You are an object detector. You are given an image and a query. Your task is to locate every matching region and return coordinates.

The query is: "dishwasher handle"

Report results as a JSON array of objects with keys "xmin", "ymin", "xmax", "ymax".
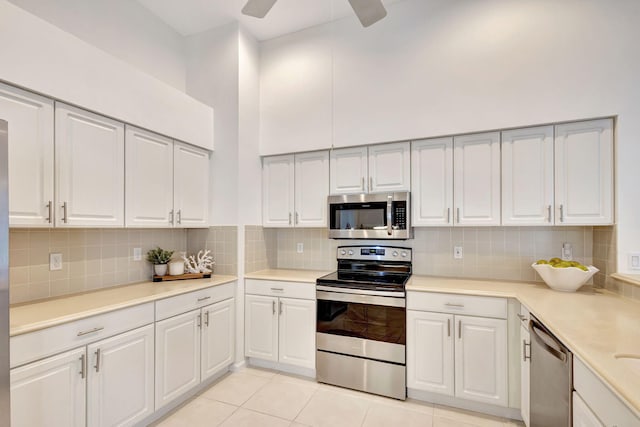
[{"xmin": 530, "ymin": 319, "xmax": 567, "ymax": 363}]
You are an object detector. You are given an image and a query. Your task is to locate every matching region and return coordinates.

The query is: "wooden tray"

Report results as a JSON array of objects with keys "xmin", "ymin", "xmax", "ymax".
[{"xmin": 153, "ymin": 273, "xmax": 211, "ymax": 282}]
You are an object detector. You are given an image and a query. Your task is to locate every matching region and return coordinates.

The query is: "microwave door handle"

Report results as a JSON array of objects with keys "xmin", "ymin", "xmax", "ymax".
[{"xmin": 387, "ymin": 195, "xmax": 393, "ymax": 236}]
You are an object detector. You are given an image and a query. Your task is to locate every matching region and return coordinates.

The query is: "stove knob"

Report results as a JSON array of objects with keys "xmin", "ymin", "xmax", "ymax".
[
  {"xmin": 340, "ymin": 249, "xmax": 347, "ymax": 256},
  {"xmin": 392, "ymin": 251, "xmax": 398, "ymax": 257},
  {"xmin": 348, "ymin": 250, "xmax": 354, "ymax": 255},
  {"xmin": 401, "ymin": 251, "xmax": 408, "ymax": 258}
]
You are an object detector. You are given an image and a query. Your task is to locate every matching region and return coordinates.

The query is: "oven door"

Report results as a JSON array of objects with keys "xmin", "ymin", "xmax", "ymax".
[{"xmin": 316, "ymin": 290, "xmax": 406, "ymax": 364}]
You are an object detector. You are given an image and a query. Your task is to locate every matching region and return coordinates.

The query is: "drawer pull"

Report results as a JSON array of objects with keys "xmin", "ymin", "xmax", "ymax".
[
  {"xmin": 77, "ymin": 327, "xmax": 104, "ymax": 337},
  {"xmin": 271, "ymin": 287, "xmax": 284, "ymax": 292},
  {"xmin": 445, "ymin": 303, "xmax": 464, "ymax": 308},
  {"xmin": 517, "ymin": 313, "xmax": 528, "ymax": 322},
  {"xmin": 79, "ymin": 354, "xmax": 86, "ymax": 379},
  {"xmin": 94, "ymin": 348, "xmax": 101, "ymax": 373},
  {"xmin": 197, "ymin": 296, "xmax": 211, "ymax": 302}
]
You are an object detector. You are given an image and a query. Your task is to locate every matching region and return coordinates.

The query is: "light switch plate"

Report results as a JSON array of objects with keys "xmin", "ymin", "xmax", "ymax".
[
  {"xmin": 49, "ymin": 253, "xmax": 62, "ymax": 271},
  {"xmin": 562, "ymin": 242, "xmax": 573, "ymax": 261}
]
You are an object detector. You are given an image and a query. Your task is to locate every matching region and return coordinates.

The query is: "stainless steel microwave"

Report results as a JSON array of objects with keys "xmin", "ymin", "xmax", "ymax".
[{"xmin": 328, "ymin": 192, "xmax": 412, "ymax": 239}]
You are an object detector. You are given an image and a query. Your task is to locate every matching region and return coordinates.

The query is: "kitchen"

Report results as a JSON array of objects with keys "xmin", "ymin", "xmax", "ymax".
[{"xmin": 1, "ymin": 0, "xmax": 640, "ymax": 426}]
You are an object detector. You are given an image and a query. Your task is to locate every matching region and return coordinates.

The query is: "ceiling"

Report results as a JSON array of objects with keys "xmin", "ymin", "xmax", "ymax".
[{"xmin": 136, "ymin": 0, "xmax": 405, "ymax": 41}]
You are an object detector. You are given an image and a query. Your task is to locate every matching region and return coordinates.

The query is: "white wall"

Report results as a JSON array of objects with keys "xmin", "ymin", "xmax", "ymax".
[
  {"xmin": 8, "ymin": 0, "xmax": 187, "ymax": 91},
  {"xmin": 259, "ymin": 0, "xmax": 640, "ymax": 274}
]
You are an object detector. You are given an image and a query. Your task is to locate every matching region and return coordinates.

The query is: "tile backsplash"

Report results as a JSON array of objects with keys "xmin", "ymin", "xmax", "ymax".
[
  {"xmin": 186, "ymin": 226, "xmax": 238, "ymax": 276},
  {"xmin": 244, "ymin": 225, "xmax": 277, "ymax": 273},
  {"xmin": 592, "ymin": 226, "xmax": 616, "ymax": 289},
  {"xmin": 9, "ymin": 228, "xmax": 187, "ymax": 304}
]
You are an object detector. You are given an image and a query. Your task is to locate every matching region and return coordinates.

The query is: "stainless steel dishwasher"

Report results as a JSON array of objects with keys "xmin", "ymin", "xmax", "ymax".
[{"xmin": 529, "ymin": 315, "xmax": 573, "ymax": 427}]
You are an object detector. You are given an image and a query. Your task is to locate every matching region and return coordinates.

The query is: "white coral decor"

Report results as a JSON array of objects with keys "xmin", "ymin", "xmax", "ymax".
[{"xmin": 182, "ymin": 250, "xmax": 215, "ymax": 274}]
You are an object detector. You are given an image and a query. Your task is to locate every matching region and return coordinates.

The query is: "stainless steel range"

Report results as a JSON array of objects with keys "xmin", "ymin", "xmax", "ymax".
[{"xmin": 316, "ymin": 245, "xmax": 411, "ymax": 400}]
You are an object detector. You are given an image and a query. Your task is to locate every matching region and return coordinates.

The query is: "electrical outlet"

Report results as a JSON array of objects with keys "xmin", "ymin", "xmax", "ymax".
[
  {"xmin": 49, "ymin": 253, "xmax": 62, "ymax": 271},
  {"xmin": 133, "ymin": 247, "xmax": 142, "ymax": 261},
  {"xmin": 629, "ymin": 252, "xmax": 640, "ymax": 270},
  {"xmin": 454, "ymin": 246, "xmax": 463, "ymax": 259},
  {"xmin": 297, "ymin": 243, "xmax": 304, "ymax": 253},
  {"xmin": 562, "ymin": 242, "xmax": 573, "ymax": 261}
]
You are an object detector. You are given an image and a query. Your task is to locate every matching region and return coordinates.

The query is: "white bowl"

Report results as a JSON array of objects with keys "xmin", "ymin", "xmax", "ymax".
[{"xmin": 531, "ymin": 263, "xmax": 599, "ymax": 292}]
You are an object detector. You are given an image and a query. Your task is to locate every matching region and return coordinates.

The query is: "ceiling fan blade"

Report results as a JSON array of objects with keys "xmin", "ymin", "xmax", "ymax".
[
  {"xmin": 241, "ymin": 0, "xmax": 278, "ymax": 18},
  {"xmin": 347, "ymin": 0, "xmax": 387, "ymax": 27}
]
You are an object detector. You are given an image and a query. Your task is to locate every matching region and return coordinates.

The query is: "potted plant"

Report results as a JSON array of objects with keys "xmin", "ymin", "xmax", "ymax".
[{"xmin": 146, "ymin": 247, "xmax": 174, "ymax": 276}]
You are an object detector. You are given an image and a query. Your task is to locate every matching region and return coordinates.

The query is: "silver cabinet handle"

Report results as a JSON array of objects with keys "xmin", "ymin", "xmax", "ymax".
[
  {"xmin": 547, "ymin": 205, "xmax": 552, "ymax": 223},
  {"xmin": 370, "ymin": 176, "xmax": 373, "ymax": 191},
  {"xmin": 279, "ymin": 300, "xmax": 283, "ymax": 315},
  {"xmin": 77, "ymin": 326, "xmax": 104, "ymax": 337},
  {"xmin": 197, "ymin": 313, "xmax": 202, "ymax": 328},
  {"xmin": 295, "ymin": 212, "xmax": 299, "ymax": 225},
  {"xmin": 177, "ymin": 209, "xmax": 182, "ymax": 224},
  {"xmin": 272, "ymin": 300, "xmax": 276, "ymax": 315},
  {"xmin": 559, "ymin": 204, "xmax": 564, "ymax": 223},
  {"xmin": 79, "ymin": 354, "xmax": 86, "ymax": 379},
  {"xmin": 361, "ymin": 177, "xmax": 365, "ymax": 191},
  {"xmin": 447, "ymin": 208, "xmax": 451, "ymax": 224},
  {"xmin": 458, "ymin": 320, "xmax": 462, "ymax": 339},
  {"xmin": 517, "ymin": 313, "xmax": 528, "ymax": 322},
  {"xmin": 46, "ymin": 201, "xmax": 52, "ymax": 223},
  {"xmin": 270, "ymin": 287, "xmax": 284, "ymax": 292},
  {"xmin": 197, "ymin": 296, "xmax": 211, "ymax": 302},
  {"xmin": 447, "ymin": 318, "xmax": 451, "ymax": 337},
  {"xmin": 169, "ymin": 210, "xmax": 174, "ymax": 224},
  {"xmin": 94, "ymin": 349, "xmax": 101, "ymax": 373},
  {"xmin": 523, "ymin": 340, "xmax": 531, "ymax": 362},
  {"xmin": 204, "ymin": 310, "xmax": 209, "ymax": 327},
  {"xmin": 445, "ymin": 303, "xmax": 464, "ymax": 308},
  {"xmin": 289, "ymin": 212, "xmax": 292, "ymax": 225},
  {"xmin": 456, "ymin": 207, "xmax": 460, "ymax": 224},
  {"xmin": 61, "ymin": 201, "xmax": 68, "ymax": 224}
]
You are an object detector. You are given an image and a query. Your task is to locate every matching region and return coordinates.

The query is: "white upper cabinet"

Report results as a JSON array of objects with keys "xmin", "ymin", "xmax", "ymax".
[
  {"xmin": 502, "ymin": 126, "xmax": 554, "ymax": 226},
  {"xmin": 55, "ymin": 103, "xmax": 125, "ymax": 227},
  {"xmin": 263, "ymin": 155, "xmax": 295, "ymax": 227},
  {"xmin": 454, "ymin": 132, "xmax": 501, "ymax": 226},
  {"xmin": 0, "ymin": 83, "xmax": 54, "ymax": 227},
  {"xmin": 555, "ymin": 119, "xmax": 613, "ymax": 225},
  {"xmin": 330, "ymin": 146, "xmax": 369, "ymax": 194},
  {"xmin": 368, "ymin": 142, "xmax": 411, "ymax": 193},
  {"xmin": 330, "ymin": 143, "xmax": 410, "ymax": 195},
  {"xmin": 174, "ymin": 142, "xmax": 210, "ymax": 228},
  {"xmin": 125, "ymin": 126, "xmax": 174, "ymax": 228},
  {"xmin": 295, "ymin": 151, "xmax": 329, "ymax": 227},
  {"xmin": 411, "ymin": 138, "xmax": 453, "ymax": 226}
]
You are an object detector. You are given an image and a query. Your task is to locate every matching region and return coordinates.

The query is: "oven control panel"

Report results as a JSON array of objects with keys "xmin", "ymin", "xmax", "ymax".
[{"xmin": 337, "ymin": 245, "xmax": 412, "ymax": 262}]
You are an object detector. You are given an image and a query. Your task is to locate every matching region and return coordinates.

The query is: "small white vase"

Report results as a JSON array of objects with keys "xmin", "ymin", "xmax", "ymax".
[
  {"xmin": 154, "ymin": 264, "xmax": 168, "ymax": 276},
  {"xmin": 169, "ymin": 261, "xmax": 185, "ymax": 276}
]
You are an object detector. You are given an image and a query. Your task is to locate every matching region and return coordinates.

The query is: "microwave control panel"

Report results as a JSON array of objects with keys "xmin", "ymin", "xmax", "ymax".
[{"xmin": 393, "ymin": 202, "xmax": 407, "ymax": 229}]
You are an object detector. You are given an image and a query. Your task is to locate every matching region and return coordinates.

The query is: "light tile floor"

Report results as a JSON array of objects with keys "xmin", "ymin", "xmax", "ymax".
[{"xmin": 153, "ymin": 367, "xmax": 525, "ymax": 427}]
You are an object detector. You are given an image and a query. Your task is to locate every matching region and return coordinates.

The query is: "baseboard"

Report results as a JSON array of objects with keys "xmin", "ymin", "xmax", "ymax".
[
  {"xmin": 407, "ymin": 388, "xmax": 523, "ymax": 420},
  {"xmin": 247, "ymin": 357, "xmax": 316, "ymax": 379},
  {"xmin": 231, "ymin": 359, "xmax": 247, "ymax": 372}
]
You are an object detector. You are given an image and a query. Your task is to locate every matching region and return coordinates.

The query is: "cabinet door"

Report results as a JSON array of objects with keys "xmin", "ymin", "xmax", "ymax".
[
  {"xmin": 0, "ymin": 83, "xmax": 54, "ymax": 227},
  {"xmin": 87, "ymin": 324, "xmax": 154, "ymax": 427},
  {"xmin": 55, "ymin": 103, "xmax": 124, "ymax": 227},
  {"xmin": 521, "ymin": 325, "xmax": 531, "ymax": 427},
  {"xmin": 368, "ymin": 142, "xmax": 411, "ymax": 193},
  {"xmin": 555, "ymin": 119, "xmax": 613, "ymax": 225},
  {"xmin": 294, "ymin": 151, "xmax": 329, "ymax": 227},
  {"xmin": 573, "ymin": 392, "xmax": 604, "ymax": 427},
  {"xmin": 174, "ymin": 142, "xmax": 210, "ymax": 228},
  {"xmin": 406, "ymin": 311, "xmax": 454, "ymax": 396},
  {"xmin": 245, "ymin": 294, "xmax": 278, "ymax": 362},
  {"xmin": 155, "ymin": 310, "xmax": 201, "ymax": 409},
  {"xmin": 454, "ymin": 132, "xmax": 501, "ymax": 226},
  {"xmin": 455, "ymin": 315, "xmax": 507, "ymax": 407},
  {"xmin": 278, "ymin": 297, "xmax": 316, "ymax": 369},
  {"xmin": 502, "ymin": 126, "xmax": 554, "ymax": 226},
  {"xmin": 262, "ymin": 155, "xmax": 294, "ymax": 227},
  {"xmin": 201, "ymin": 298, "xmax": 235, "ymax": 382},
  {"xmin": 125, "ymin": 126, "xmax": 174, "ymax": 227},
  {"xmin": 329, "ymin": 146, "xmax": 368, "ymax": 194},
  {"xmin": 11, "ymin": 348, "xmax": 86, "ymax": 427},
  {"xmin": 411, "ymin": 138, "xmax": 453, "ymax": 226}
]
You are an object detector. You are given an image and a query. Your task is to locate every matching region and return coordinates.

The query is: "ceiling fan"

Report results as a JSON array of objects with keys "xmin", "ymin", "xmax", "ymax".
[{"xmin": 241, "ymin": 0, "xmax": 388, "ymax": 28}]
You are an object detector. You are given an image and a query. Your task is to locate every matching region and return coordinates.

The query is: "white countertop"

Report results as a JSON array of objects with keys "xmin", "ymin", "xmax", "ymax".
[
  {"xmin": 10, "ymin": 275, "xmax": 237, "ymax": 336},
  {"xmin": 244, "ymin": 269, "xmax": 331, "ymax": 283}
]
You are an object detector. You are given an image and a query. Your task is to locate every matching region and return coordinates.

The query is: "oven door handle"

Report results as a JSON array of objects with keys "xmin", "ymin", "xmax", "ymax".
[{"xmin": 316, "ymin": 290, "xmax": 405, "ymax": 308}]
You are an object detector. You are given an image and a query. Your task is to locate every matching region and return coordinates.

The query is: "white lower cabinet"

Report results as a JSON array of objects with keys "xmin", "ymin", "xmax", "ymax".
[
  {"xmin": 407, "ymin": 292, "xmax": 508, "ymax": 408},
  {"xmin": 11, "ymin": 324, "xmax": 154, "ymax": 427},
  {"xmin": 573, "ymin": 392, "xmax": 604, "ymax": 427},
  {"xmin": 519, "ymin": 306, "xmax": 531, "ymax": 427},
  {"xmin": 245, "ymin": 279, "xmax": 316, "ymax": 371},
  {"xmin": 155, "ymin": 297, "xmax": 235, "ymax": 409}
]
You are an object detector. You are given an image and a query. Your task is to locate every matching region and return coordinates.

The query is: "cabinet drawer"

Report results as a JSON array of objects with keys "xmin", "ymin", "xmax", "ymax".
[
  {"xmin": 155, "ymin": 282, "xmax": 236, "ymax": 321},
  {"xmin": 10, "ymin": 302, "xmax": 154, "ymax": 368},
  {"xmin": 407, "ymin": 292, "xmax": 507, "ymax": 319},
  {"xmin": 245, "ymin": 279, "xmax": 315, "ymax": 300},
  {"xmin": 574, "ymin": 357, "xmax": 640, "ymax": 427}
]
